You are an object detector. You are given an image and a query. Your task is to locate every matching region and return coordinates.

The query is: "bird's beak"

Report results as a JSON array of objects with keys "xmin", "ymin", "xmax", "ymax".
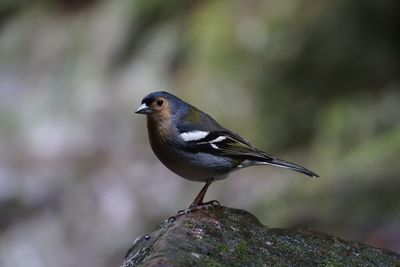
[{"xmin": 135, "ymin": 103, "xmax": 151, "ymax": 114}]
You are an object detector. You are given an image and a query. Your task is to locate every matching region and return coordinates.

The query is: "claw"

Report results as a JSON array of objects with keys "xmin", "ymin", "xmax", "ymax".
[
  {"xmin": 201, "ymin": 200, "xmax": 221, "ymax": 206},
  {"xmin": 166, "ymin": 207, "xmax": 193, "ymax": 221},
  {"xmin": 166, "ymin": 215, "xmax": 176, "ymax": 223},
  {"xmin": 188, "ymin": 199, "xmax": 221, "ymax": 211}
]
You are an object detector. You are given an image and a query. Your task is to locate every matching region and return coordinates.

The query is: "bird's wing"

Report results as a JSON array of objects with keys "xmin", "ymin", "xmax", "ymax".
[
  {"xmin": 179, "ymin": 129, "xmax": 273, "ymax": 161},
  {"xmin": 176, "ymin": 106, "xmax": 272, "ymax": 160},
  {"xmin": 178, "ymin": 128, "xmax": 319, "ymax": 177}
]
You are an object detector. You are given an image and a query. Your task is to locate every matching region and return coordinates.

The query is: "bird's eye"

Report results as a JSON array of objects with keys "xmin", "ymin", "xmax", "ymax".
[{"xmin": 157, "ymin": 99, "xmax": 164, "ymax": 106}]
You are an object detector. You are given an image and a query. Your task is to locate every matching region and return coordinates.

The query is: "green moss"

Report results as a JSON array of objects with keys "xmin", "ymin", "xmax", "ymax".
[
  {"xmin": 217, "ymin": 243, "xmax": 229, "ymax": 252},
  {"xmin": 234, "ymin": 241, "xmax": 252, "ymax": 261},
  {"xmin": 200, "ymin": 257, "xmax": 222, "ymax": 267},
  {"xmin": 184, "ymin": 220, "xmax": 195, "ymax": 228}
]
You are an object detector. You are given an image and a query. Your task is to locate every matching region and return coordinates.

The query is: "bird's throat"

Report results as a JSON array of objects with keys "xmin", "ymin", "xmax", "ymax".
[{"xmin": 147, "ymin": 115, "xmax": 173, "ymax": 144}]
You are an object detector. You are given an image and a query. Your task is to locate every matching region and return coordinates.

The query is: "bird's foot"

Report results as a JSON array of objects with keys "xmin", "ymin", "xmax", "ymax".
[
  {"xmin": 188, "ymin": 199, "xmax": 221, "ymax": 211},
  {"xmin": 167, "ymin": 200, "xmax": 221, "ymax": 222},
  {"xmin": 200, "ymin": 199, "xmax": 221, "ymax": 207},
  {"xmin": 166, "ymin": 208, "xmax": 192, "ymax": 222}
]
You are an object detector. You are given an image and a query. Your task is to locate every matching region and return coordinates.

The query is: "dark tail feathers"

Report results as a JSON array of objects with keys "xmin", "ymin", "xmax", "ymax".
[{"xmin": 259, "ymin": 158, "xmax": 319, "ymax": 178}]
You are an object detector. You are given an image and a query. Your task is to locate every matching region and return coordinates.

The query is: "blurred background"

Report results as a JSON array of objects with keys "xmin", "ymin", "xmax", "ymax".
[{"xmin": 0, "ymin": 0, "xmax": 399, "ymax": 266}]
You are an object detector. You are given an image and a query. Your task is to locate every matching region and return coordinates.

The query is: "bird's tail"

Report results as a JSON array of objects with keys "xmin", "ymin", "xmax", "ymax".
[{"xmin": 256, "ymin": 157, "xmax": 319, "ymax": 178}]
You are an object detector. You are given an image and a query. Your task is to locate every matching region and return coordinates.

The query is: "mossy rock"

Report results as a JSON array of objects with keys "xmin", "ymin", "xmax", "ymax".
[{"xmin": 121, "ymin": 206, "xmax": 400, "ymax": 266}]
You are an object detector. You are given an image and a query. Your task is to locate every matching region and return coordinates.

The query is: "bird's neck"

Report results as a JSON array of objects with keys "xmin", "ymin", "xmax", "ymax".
[{"xmin": 146, "ymin": 115, "xmax": 173, "ymax": 144}]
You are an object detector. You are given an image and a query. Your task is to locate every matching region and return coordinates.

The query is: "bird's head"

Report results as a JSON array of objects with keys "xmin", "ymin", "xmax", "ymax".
[{"xmin": 135, "ymin": 91, "xmax": 183, "ymax": 118}]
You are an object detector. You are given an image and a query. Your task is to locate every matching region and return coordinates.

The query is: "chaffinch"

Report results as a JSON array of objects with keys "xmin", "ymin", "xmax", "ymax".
[{"xmin": 135, "ymin": 91, "xmax": 318, "ymax": 209}]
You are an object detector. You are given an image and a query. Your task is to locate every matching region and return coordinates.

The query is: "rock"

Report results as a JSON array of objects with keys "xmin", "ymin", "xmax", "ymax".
[{"xmin": 121, "ymin": 206, "xmax": 400, "ymax": 266}]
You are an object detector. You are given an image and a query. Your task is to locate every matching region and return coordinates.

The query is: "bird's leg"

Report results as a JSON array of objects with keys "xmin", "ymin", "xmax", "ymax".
[
  {"xmin": 170, "ymin": 179, "xmax": 220, "ymax": 220},
  {"xmin": 190, "ymin": 180, "xmax": 213, "ymax": 207},
  {"xmin": 188, "ymin": 179, "xmax": 221, "ymax": 210}
]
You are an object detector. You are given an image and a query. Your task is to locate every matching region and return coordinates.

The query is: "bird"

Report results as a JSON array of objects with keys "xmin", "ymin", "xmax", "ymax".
[{"xmin": 135, "ymin": 91, "xmax": 318, "ymax": 210}]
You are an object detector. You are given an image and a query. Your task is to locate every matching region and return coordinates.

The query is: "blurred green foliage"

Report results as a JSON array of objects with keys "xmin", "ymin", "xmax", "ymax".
[{"xmin": 0, "ymin": 1, "xmax": 399, "ymax": 266}]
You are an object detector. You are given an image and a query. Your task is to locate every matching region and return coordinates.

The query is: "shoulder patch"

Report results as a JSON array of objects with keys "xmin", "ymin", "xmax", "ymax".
[{"xmin": 180, "ymin": 131, "xmax": 209, "ymax": 142}]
